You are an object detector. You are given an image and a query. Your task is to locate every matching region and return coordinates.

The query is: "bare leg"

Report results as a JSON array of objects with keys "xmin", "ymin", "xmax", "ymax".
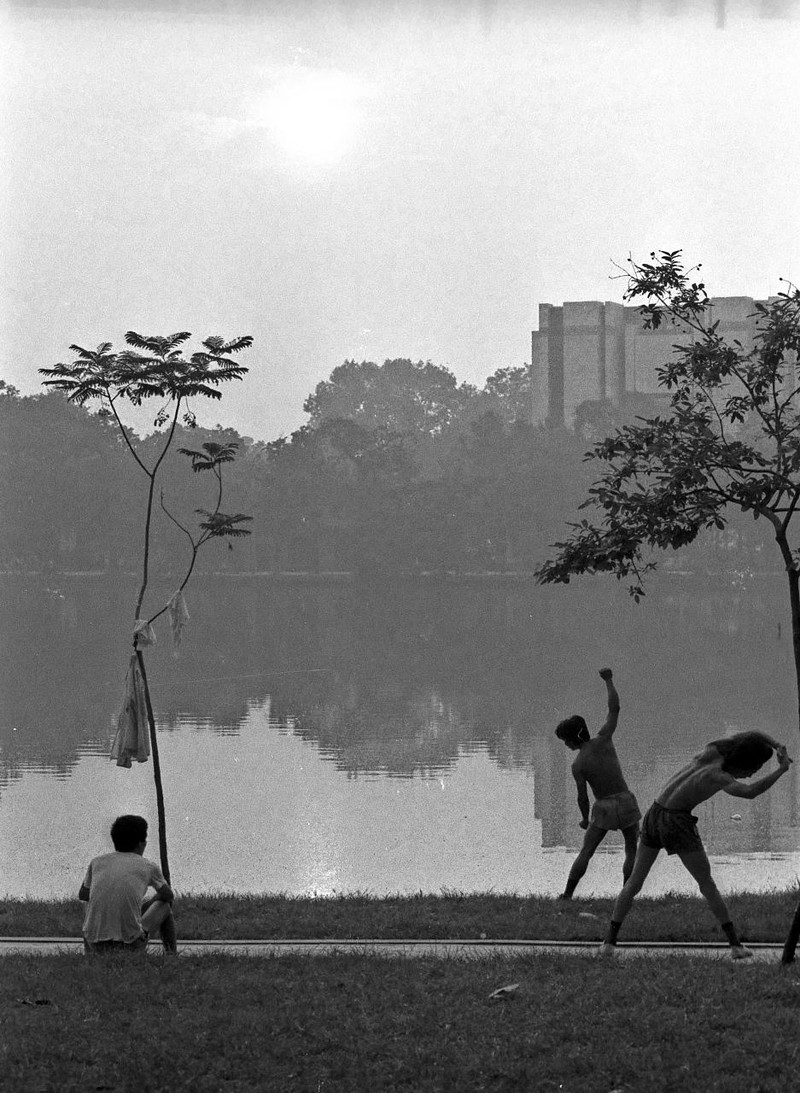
[
  {"xmin": 677, "ymin": 849, "xmax": 751, "ymax": 959},
  {"xmin": 561, "ymin": 825, "xmax": 607, "ymax": 899},
  {"xmin": 142, "ymin": 898, "xmax": 177, "ymax": 954},
  {"xmin": 676, "ymin": 850, "xmax": 729, "ymax": 923},
  {"xmin": 599, "ymin": 843, "xmax": 660, "ymax": 953},
  {"xmin": 621, "ymin": 823, "xmax": 640, "ymax": 886},
  {"xmin": 611, "ymin": 843, "xmax": 659, "ymax": 924}
]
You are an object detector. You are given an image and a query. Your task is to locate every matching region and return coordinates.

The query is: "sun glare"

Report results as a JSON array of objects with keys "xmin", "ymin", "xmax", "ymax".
[{"xmin": 253, "ymin": 69, "xmax": 367, "ymax": 167}]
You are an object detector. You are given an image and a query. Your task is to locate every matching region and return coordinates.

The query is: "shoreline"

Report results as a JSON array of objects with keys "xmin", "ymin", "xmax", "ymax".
[{"xmin": 2, "ymin": 889, "xmax": 798, "ymax": 944}]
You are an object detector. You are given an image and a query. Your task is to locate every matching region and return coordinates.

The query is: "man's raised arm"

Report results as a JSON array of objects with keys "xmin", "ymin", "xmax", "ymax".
[
  {"xmin": 723, "ymin": 747, "xmax": 792, "ymax": 800},
  {"xmin": 597, "ymin": 667, "xmax": 620, "ymax": 738}
]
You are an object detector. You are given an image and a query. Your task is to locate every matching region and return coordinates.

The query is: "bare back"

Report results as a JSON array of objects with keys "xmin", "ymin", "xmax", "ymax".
[
  {"xmin": 656, "ymin": 749, "xmax": 730, "ymax": 811},
  {"xmin": 573, "ymin": 737, "xmax": 629, "ymax": 799}
]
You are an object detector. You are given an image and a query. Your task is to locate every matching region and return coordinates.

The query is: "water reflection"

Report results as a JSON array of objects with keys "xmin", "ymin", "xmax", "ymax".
[{"xmin": 0, "ymin": 576, "xmax": 798, "ymax": 896}]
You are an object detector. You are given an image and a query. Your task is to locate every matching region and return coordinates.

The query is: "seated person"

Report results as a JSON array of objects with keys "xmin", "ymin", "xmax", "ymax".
[{"xmin": 79, "ymin": 814, "xmax": 176, "ymax": 954}]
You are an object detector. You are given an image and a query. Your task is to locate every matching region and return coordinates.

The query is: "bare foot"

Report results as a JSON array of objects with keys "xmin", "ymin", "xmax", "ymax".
[
  {"xmin": 730, "ymin": 945, "xmax": 753, "ymax": 961},
  {"xmin": 597, "ymin": 942, "xmax": 617, "ymax": 958}
]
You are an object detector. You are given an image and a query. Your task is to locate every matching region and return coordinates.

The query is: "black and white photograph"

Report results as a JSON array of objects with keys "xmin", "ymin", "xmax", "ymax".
[{"xmin": 2, "ymin": 0, "xmax": 800, "ymax": 1089}]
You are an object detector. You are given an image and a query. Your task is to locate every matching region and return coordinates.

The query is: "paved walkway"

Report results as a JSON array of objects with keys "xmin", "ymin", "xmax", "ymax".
[{"xmin": 0, "ymin": 937, "xmax": 788, "ymax": 962}]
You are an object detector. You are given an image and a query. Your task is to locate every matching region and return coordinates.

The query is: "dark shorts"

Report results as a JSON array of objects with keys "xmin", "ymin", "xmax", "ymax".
[
  {"xmin": 590, "ymin": 790, "xmax": 641, "ymax": 831},
  {"xmin": 640, "ymin": 801, "xmax": 704, "ymax": 856}
]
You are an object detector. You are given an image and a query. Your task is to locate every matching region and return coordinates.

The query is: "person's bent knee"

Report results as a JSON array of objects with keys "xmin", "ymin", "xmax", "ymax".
[{"xmin": 142, "ymin": 900, "xmax": 172, "ymax": 930}]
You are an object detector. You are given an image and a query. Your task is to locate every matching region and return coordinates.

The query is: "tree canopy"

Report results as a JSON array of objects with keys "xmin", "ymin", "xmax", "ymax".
[
  {"xmin": 302, "ymin": 358, "xmax": 478, "ymax": 437},
  {"xmin": 536, "ymin": 251, "xmax": 800, "ymax": 602}
]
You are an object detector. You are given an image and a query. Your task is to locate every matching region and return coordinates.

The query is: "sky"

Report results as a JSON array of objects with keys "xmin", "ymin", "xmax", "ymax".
[{"xmin": 2, "ymin": 0, "xmax": 799, "ymax": 443}]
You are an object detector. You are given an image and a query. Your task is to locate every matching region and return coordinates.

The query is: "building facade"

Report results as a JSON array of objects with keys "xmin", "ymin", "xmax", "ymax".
[{"xmin": 531, "ymin": 296, "xmax": 766, "ymax": 429}]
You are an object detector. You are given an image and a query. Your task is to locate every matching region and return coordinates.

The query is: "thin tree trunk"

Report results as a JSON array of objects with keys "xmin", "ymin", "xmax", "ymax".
[
  {"xmin": 781, "ymin": 564, "xmax": 800, "ymax": 963},
  {"xmin": 135, "ymin": 649, "xmax": 171, "ymax": 884}
]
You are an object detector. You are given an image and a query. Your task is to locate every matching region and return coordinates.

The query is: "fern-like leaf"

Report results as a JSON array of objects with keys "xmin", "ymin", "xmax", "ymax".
[
  {"xmin": 195, "ymin": 510, "xmax": 253, "ymax": 537},
  {"xmin": 125, "ymin": 331, "xmax": 192, "ymax": 354}
]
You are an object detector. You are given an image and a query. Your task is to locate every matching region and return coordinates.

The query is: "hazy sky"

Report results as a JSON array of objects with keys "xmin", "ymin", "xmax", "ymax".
[{"xmin": 2, "ymin": 0, "xmax": 798, "ymax": 442}]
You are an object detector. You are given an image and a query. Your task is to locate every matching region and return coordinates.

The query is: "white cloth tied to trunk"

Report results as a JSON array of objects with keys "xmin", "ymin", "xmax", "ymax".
[
  {"xmin": 110, "ymin": 653, "xmax": 151, "ymax": 768},
  {"xmin": 133, "ymin": 619, "xmax": 157, "ymax": 648},
  {"xmin": 167, "ymin": 590, "xmax": 190, "ymax": 655}
]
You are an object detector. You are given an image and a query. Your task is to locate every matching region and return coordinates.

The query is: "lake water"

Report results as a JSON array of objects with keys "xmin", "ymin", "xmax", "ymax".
[{"xmin": 1, "ymin": 575, "xmax": 798, "ymax": 899}]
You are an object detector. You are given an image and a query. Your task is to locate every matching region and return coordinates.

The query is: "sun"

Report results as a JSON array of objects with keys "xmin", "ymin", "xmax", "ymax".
[{"xmin": 253, "ymin": 69, "xmax": 367, "ymax": 167}]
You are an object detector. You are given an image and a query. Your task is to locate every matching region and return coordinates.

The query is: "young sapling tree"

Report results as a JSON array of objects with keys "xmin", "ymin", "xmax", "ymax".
[{"xmin": 40, "ymin": 331, "xmax": 254, "ymax": 881}]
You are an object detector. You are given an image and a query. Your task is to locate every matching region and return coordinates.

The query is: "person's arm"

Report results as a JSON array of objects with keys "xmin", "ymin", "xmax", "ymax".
[
  {"xmin": 78, "ymin": 863, "xmax": 91, "ymax": 902},
  {"xmin": 154, "ymin": 882, "xmax": 175, "ymax": 904},
  {"xmin": 574, "ymin": 769, "xmax": 591, "ymax": 828},
  {"xmin": 723, "ymin": 749, "xmax": 792, "ymax": 799},
  {"xmin": 596, "ymin": 668, "xmax": 620, "ymax": 739},
  {"xmin": 147, "ymin": 861, "xmax": 174, "ymax": 903}
]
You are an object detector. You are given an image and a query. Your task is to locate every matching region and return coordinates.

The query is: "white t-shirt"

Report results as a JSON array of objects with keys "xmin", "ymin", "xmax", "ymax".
[{"xmin": 82, "ymin": 852, "xmax": 167, "ymax": 944}]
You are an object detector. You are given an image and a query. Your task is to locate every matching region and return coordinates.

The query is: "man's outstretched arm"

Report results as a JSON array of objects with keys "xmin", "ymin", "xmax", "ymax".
[{"xmin": 597, "ymin": 668, "xmax": 620, "ymax": 738}]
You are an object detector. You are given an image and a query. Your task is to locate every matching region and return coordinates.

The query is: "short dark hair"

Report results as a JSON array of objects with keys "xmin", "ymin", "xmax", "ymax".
[
  {"xmin": 710, "ymin": 732, "xmax": 774, "ymax": 776},
  {"xmin": 110, "ymin": 815, "xmax": 148, "ymax": 852},
  {"xmin": 555, "ymin": 715, "xmax": 589, "ymax": 747}
]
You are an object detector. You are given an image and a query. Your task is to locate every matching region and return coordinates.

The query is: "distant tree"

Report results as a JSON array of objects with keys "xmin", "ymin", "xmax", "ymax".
[
  {"xmin": 482, "ymin": 365, "xmax": 532, "ymax": 423},
  {"xmin": 573, "ymin": 393, "xmax": 668, "ymax": 443},
  {"xmin": 428, "ymin": 412, "xmax": 588, "ymax": 572},
  {"xmin": 40, "ymin": 331, "xmax": 253, "ymax": 880},
  {"xmin": 0, "ymin": 388, "xmax": 135, "ymax": 571},
  {"xmin": 534, "ymin": 251, "xmax": 800, "ymax": 962},
  {"xmin": 303, "ymin": 358, "xmax": 477, "ymax": 438},
  {"xmin": 257, "ymin": 417, "xmax": 416, "ymax": 574}
]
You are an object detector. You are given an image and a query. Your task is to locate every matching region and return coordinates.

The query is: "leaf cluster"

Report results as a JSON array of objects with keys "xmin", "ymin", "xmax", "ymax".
[
  {"xmin": 537, "ymin": 251, "xmax": 800, "ymax": 597},
  {"xmin": 39, "ymin": 332, "xmax": 252, "ymax": 411},
  {"xmin": 194, "ymin": 509, "xmax": 253, "ymax": 538},
  {"xmin": 178, "ymin": 441, "xmax": 241, "ymax": 473}
]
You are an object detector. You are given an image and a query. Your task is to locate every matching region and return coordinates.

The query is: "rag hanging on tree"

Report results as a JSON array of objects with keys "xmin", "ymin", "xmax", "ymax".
[
  {"xmin": 41, "ymin": 332, "xmax": 254, "ymax": 883},
  {"xmin": 167, "ymin": 590, "xmax": 191, "ymax": 656},
  {"xmin": 110, "ymin": 654, "xmax": 150, "ymax": 769}
]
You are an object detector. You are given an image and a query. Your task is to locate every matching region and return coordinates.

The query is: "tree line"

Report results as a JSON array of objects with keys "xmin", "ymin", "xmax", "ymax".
[{"xmin": 0, "ymin": 357, "xmax": 769, "ymax": 577}]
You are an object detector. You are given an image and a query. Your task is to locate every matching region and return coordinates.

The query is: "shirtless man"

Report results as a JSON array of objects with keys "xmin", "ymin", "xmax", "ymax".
[
  {"xmin": 556, "ymin": 668, "xmax": 641, "ymax": 899},
  {"xmin": 600, "ymin": 731, "xmax": 792, "ymax": 959}
]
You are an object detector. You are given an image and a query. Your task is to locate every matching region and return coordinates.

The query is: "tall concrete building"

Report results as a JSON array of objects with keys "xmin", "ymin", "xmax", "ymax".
[{"xmin": 531, "ymin": 296, "xmax": 767, "ymax": 429}]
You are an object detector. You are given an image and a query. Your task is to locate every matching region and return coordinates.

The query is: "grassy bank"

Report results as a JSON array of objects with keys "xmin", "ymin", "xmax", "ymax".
[
  {"xmin": 3, "ymin": 951, "xmax": 800, "ymax": 1092},
  {"xmin": 1, "ymin": 888, "xmax": 798, "ymax": 942}
]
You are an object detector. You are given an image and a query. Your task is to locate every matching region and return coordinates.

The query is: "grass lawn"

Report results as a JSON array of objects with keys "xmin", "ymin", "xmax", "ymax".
[
  {"xmin": 1, "ymin": 888, "xmax": 798, "ymax": 944},
  {"xmin": 3, "ymin": 950, "xmax": 800, "ymax": 1092}
]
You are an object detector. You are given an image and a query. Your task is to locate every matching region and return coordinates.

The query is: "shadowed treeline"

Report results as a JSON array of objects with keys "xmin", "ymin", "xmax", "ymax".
[{"xmin": 0, "ymin": 371, "xmax": 773, "ymax": 579}]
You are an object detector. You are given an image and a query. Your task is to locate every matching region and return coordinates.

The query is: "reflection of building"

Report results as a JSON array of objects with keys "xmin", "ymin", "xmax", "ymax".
[
  {"xmin": 542, "ymin": 744, "xmax": 800, "ymax": 857},
  {"xmin": 530, "ymin": 296, "xmax": 771, "ymax": 429}
]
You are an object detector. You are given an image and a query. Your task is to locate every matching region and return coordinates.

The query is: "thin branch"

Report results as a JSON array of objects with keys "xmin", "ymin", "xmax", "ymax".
[
  {"xmin": 106, "ymin": 392, "xmax": 150, "ymax": 476},
  {"xmin": 159, "ymin": 489, "xmax": 196, "ymax": 548},
  {"xmin": 781, "ymin": 487, "xmax": 800, "ymax": 537},
  {"xmin": 151, "ymin": 396, "xmax": 183, "ymax": 479},
  {"xmin": 146, "ymin": 460, "xmax": 224, "ymax": 626},
  {"xmin": 725, "ymin": 358, "xmax": 778, "ymax": 443},
  {"xmin": 135, "ymin": 395, "xmax": 185, "ymax": 619}
]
